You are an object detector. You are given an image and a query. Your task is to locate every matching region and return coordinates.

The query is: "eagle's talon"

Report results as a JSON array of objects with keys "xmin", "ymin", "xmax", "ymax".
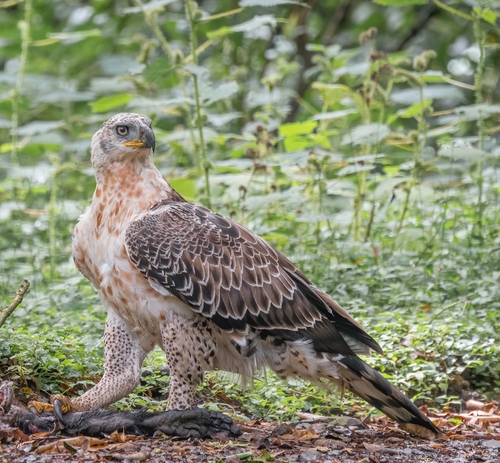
[
  {"xmin": 53, "ymin": 399, "xmax": 67, "ymax": 425},
  {"xmin": 50, "ymin": 394, "xmax": 78, "ymax": 414}
]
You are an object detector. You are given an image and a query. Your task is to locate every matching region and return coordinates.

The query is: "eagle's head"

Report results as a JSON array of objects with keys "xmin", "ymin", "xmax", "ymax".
[{"xmin": 90, "ymin": 112, "xmax": 156, "ymax": 172}]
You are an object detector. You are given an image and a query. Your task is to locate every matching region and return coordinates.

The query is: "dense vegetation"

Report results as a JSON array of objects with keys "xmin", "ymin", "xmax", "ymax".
[{"xmin": 1, "ymin": 0, "xmax": 500, "ymax": 421}]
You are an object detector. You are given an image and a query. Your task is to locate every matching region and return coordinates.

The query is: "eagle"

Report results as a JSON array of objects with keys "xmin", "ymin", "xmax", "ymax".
[{"xmin": 57, "ymin": 113, "xmax": 439, "ymax": 438}]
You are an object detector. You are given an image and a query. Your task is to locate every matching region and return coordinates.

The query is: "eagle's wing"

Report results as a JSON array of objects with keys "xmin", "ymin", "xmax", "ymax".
[{"xmin": 125, "ymin": 201, "xmax": 382, "ymax": 356}]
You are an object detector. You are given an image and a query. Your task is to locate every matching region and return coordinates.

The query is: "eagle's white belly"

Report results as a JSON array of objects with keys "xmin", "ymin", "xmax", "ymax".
[
  {"xmin": 72, "ymin": 209, "xmax": 193, "ymax": 351},
  {"xmin": 72, "ymin": 191, "xmax": 260, "ymax": 377}
]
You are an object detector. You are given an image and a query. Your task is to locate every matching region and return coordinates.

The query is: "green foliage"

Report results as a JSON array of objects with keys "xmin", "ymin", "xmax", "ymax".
[{"xmin": 1, "ymin": 0, "xmax": 500, "ymax": 419}]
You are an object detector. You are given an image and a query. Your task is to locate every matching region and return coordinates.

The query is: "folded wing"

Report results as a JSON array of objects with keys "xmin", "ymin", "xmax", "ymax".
[{"xmin": 125, "ymin": 201, "xmax": 382, "ymax": 356}]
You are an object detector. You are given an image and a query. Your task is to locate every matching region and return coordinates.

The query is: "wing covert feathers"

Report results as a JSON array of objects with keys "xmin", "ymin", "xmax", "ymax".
[{"xmin": 125, "ymin": 201, "xmax": 382, "ymax": 356}]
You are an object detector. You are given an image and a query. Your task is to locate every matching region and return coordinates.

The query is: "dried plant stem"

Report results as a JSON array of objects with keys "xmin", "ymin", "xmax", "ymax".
[
  {"xmin": 364, "ymin": 203, "xmax": 376, "ymax": 242},
  {"xmin": 48, "ymin": 153, "xmax": 61, "ymax": 279},
  {"xmin": 0, "ymin": 280, "xmax": 30, "ymax": 328},
  {"xmin": 397, "ymin": 188, "xmax": 411, "ymax": 235},
  {"xmin": 429, "ymin": 298, "xmax": 468, "ymax": 323},
  {"xmin": 353, "ymin": 166, "xmax": 367, "ymax": 242},
  {"xmin": 473, "ymin": 11, "xmax": 486, "ymax": 236},
  {"xmin": 185, "ymin": 0, "xmax": 212, "ymax": 208},
  {"xmin": 10, "ymin": 0, "xmax": 32, "ymax": 165}
]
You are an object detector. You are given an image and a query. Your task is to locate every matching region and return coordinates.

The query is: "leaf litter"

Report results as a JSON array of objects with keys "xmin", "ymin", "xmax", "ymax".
[{"xmin": 1, "ymin": 399, "xmax": 500, "ymax": 462}]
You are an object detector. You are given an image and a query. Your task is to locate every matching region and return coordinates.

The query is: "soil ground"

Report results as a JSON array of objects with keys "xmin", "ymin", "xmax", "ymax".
[{"xmin": 1, "ymin": 414, "xmax": 499, "ymax": 462}]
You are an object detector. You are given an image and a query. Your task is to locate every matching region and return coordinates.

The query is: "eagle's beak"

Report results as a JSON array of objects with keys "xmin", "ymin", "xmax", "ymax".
[{"xmin": 123, "ymin": 127, "xmax": 156, "ymax": 152}]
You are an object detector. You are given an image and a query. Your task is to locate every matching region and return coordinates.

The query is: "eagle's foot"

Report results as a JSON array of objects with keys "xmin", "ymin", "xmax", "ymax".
[
  {"xmin": 28, "ymin": 395, "xmax": 79, "ymax": 415},
  {"xmin": 27, "ymin": 401, "xmax": 54, "ymax": 414},
  {"xmin": 50, "ymin": 394, "xmax": 82, "ymax": 413}
]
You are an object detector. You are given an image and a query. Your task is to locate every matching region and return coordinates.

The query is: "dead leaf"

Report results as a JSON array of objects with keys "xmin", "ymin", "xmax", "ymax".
[
  {"xmin": 466, "ymin": 399, "xmax": 486, "ymax": 411},
  {"xmin": 363, "ymin": 442, "xmax": 383, "ymax": 452},
  {"xmin": 63, "ymin": 441, "xmax": 77, "ymax": 455},
  {"xmin": 81, "ymin": 438, "xmax": 90, "ymax": 452},
  {"xmin": 107, "ymin": 453, "xmax": 147, "ymax": 461}
]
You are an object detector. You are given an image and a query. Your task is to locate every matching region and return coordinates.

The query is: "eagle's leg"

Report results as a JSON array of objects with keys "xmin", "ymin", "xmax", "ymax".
[
  {"xmin": 161, "ymin": 313, "xmax": 217, "ymax": 411},
  {"xmin": 65, "ymin": 312, "xmax": 149, "ymax": 412}
]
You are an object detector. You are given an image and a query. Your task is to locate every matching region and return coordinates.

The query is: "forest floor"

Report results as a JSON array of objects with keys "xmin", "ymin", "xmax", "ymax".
[{"xmin": 1, "ymin": 410, "xmax": 500, "ymax": 462}]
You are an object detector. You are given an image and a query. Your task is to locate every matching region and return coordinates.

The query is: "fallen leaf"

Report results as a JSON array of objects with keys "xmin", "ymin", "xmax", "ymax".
[{"xmin": 363, "ymin": 442, "xmax": 383, "ymax": 452}]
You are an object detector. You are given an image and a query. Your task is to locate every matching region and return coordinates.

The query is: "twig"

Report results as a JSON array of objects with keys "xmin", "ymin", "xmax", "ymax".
[
  {"xmin": 364, "ymin": 203, "xmax": 376, "ymax": 243},
  {"xmin": 429, "ymin": 298, "xmax": 468, "ymax": 324},
  {"xmin": 0, "ymin": 280, "xmax": 30, "ymax": 328}
]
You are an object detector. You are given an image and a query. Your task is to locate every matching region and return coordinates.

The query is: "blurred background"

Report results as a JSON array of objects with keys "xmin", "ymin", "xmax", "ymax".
[{"xmin": 1, "ymin": 0, "xmax": 499, "ymax": 416}]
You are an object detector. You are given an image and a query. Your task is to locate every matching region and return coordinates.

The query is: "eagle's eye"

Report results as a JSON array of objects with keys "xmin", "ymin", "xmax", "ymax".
[{"xmin": 116, "ymin": 126, "xmax": 129, "ymax": 136}]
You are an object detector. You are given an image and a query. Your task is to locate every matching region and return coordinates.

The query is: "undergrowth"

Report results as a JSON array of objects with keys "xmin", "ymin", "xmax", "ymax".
[{"xmin": 1, "ymin": 0, "xmax": 500, "ymax": 421}]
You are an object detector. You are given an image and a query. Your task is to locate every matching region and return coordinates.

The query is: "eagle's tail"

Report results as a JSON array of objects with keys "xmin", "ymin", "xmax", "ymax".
[{"xmin": 332, "ymin": 355, "xmax": 440, "ymax": 438}]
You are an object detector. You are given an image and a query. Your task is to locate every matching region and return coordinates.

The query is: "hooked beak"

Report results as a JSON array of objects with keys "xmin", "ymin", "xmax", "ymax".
[{"xmin": 123, "ymin": 126, "xmax": 156, "ymax": 152}]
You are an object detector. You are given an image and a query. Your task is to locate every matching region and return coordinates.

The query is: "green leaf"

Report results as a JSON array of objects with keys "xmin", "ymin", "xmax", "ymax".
[
  {"xmin": 311, "ymin": 82, "xmax": 351, "ymax": 105},
  {"xmin": 399, "ymin": 100, "xmax": 433, "ymax": 119},
  {"xmin": 439, "ymin": 147, "xmax": 491, "ymax": 160},
  {"xmin": 203, "ymin": 82, "xmax": 239, "ymax": 105},
  {"xmin": 279, "ymin": 121, "xmax": 317, "ymax": 137},
  {"xmin": 455, "ymin": 104, "xmax": 500, "ymax": 121},
  {"xmin": 374, "ymin": 0, "xmax": 426, "ymax": 5},
  {"xmin": 311, "ymin": 109, "xmax": 357, "ymax": 121},
  {"xmin": 283, "ymin": 135, "xmax": 312, "ymax": 151},
  {"xmin": 474, "ymin": 8, "xmax": 498, "ymax": 26},
  {"xmin": 373, "ymin": 177, "xmax": 412, "ymax": 202},
  {"xmin": 207, "ymin": 26, "xmax": 233, "ymax": 38},
  {"xmin": 122, "ymin": 0, "xmax": 178, "ymax": 14},
  {"xmin": 143, "ymin": 57, "xmax": 173, "ymax": 83},
  {"xmin": 169, "ymin": 179, "xmax": 196, "ymax": 200},
  {"xmin": 90, "ymin": 94, "xmax": 133, "ymax": 113},
  {"xmin": 388, "ymin": 100, "xmax": 432, "ymax": 124},
  {"xmin": 208, "ymin": 15, "xmax": 277, "ymax": 38},
  {"xmin": 341, "ymin": 123, "xmax": 390, "ymax": 146},
  {"xmin": 337, "ymin": 164, "xmax": 376, "ymax": 176}
]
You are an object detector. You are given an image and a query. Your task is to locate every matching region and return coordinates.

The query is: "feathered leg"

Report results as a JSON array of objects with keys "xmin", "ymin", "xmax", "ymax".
[
  {"xmin": 160, "ymin": 313, "xmax": 216, "ymax": 410},
  {"xmin": 66, "ymin": 312, "xmax": 149, "ymax": 411}
]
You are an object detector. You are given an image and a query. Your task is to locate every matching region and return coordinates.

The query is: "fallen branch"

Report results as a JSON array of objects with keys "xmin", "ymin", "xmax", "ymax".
[{"xmin": 0, "ymin": 280, "xmax": 30, "ymax": 328}]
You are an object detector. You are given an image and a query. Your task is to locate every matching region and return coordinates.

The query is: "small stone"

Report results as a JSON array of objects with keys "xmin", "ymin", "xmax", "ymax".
[
  {"xmin": 331, "ymin": 417, "xmax": 364, "ymax": 428},
  {"xmin": 273, "ymin": 423, "xmax": 293, "ymax": 436},
  {"xmin": 314, "ymin": 438, "xmax": 344, "ymax": 449},
  {"xmin": 296, "ymin": 422, "xmax": 312, "ymax": 430},
  {"xmin": 483, "ymin": 440, "xmax": 500, "ymax": 448},
  {"xmin": 380, "ymin": 448, "xmax": 399, "ymax": 454},
  {"xmin": 299, "ymin": 449, "xmax": 319, "ymax": 462}
]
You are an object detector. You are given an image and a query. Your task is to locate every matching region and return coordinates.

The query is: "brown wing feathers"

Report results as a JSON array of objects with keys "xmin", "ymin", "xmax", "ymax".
[{"xmin": 125, "ymin": 201, "xmax": 382, "ymax": 356}]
